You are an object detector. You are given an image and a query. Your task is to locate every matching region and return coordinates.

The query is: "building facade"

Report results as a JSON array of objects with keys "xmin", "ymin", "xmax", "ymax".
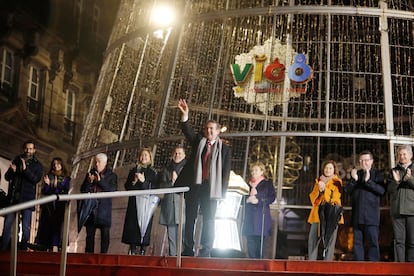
[{"xmin": 0, "ymin": 0, "xmax": 120, "ymax": 243}]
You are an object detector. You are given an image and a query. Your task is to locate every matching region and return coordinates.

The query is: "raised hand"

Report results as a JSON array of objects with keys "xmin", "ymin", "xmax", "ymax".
[
  {"xmin": 21, "ymin": 158, "xmax": 26, "ymax": 171},
  {"xmin": 178, "ymin": 99, "xmax": 189, "ymax": 118},
  {"xmin": 44, "ymin": 174, "xmax": 50, "ymax": 185},
  {"xmin": 172, "ymin": 171, "xmax": 178, "ymax": 183},
  {"xmin": 137, "ymin": 172, "xmax": 145, "ymax": 183},
  {"xmin": 351, "ymin": 168, "xmax": 358, "ymax": 181},
  {"xmin": 364, "ymin": 169, "xmax": 370, "ymax": 182},
  {"xmin": 392, "ymin": 169, "xmax": 401, "ymax": 183},
  {"xmin": 404, "ymin": 168, "xmax": 411, "ymax": 181},
  {"xmin": 318, "ymin": 180, "xmax": 326, "ymax": 192}
]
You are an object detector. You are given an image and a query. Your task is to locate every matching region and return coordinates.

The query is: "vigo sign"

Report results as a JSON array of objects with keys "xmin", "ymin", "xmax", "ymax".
[{"xmin": 230, "ymin": 38, "xmax": 312, "ymax": 113}]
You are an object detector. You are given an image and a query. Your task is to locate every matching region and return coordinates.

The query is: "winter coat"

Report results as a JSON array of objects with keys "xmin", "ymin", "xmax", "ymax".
[
  {"xmin": 5, "ymin": 155, "xmax": 43, "ymax": 210},
  {"xmin": 388, "ymin": 163, "xmax": 414, "ymax": 217},
  {"xmin": 36, "ymin": 174, "xmax": 71, "ymax": 247},
  {"xmin": 40, "ymin": 174, "xmax": 71, "ymax": 216},
  {"xmin": 122, "ymin": 165, "xmax": 159, "ymax": 245},
  {"xmin": 174, "ymin": 121, "xmax": 232, "ymax": 199},
  {"xmin": 79, "ymin": 166, "xmax": 117, "ymax": 227},
  {"xmin": 307, "ymin": 174, "xmax": 344, "ymax": 224},
  {"xmin": 159, "ymin": 160, "xmax": 186, "ymax": 225},
  {"xmin": 345, "ymin": 168, "xmax": 385, "ymax": 226},
  {"xmin": 242, "ymin": 178, "xmax": 276, "ymax": 237}
]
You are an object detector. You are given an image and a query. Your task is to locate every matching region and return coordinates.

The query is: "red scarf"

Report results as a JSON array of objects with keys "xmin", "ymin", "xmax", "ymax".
[{"xmin": 249, "ymin": 176, "xmax": 265, "ymax": 196}]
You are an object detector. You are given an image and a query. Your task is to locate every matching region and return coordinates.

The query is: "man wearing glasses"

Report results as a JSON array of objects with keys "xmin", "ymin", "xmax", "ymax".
[{"xmin": 346, "ymin": 150, "xmax": 385, "ymax": 261}]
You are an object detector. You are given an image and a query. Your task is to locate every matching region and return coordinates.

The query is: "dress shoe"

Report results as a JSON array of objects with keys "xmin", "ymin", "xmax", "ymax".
[
  {"xmin": 198, "ymin": 247, "xmax": 211, "ymax": 257},
  {"xmin": 128, "ymin": 245, "xmax": 137, "ymax": 255},
  {"xmin": 182, "ymin": 248, "xmax": 194, "ymax": 256},
  {"xmin": 140, "ymin": 246, "xmax": 146, "ymax": 255}
]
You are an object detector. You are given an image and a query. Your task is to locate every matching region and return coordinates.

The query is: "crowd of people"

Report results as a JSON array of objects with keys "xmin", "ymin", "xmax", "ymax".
[{"xmin": 0, "ymin": 100, "xmax": 413, "ymax": 263}]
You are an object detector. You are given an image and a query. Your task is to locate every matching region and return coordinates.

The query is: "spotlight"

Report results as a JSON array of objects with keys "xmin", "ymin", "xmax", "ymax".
[{"xmin": 150, "ymin": 4, "xmax": 175, "ymax": 27}]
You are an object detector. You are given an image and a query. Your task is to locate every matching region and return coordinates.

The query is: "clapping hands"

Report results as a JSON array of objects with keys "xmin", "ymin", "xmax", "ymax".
[
  {"xmin": 88, "ymin": 170, "xmax": 100, "ymax": 183},
  {"xmin": 392, "ymin": 168, "xmax": 411, "ymax": 183}
]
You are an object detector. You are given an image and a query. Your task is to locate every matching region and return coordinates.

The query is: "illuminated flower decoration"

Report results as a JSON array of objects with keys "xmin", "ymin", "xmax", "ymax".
[{"xmin": 249, "ymin": 137, "xmax": 303, "ymax": 186}]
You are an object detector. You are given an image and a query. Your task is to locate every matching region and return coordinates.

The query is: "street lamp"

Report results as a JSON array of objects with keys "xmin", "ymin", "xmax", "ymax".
[{"xmin": 150, "ymin": 3, "xmax": 175, "ymax": 28}]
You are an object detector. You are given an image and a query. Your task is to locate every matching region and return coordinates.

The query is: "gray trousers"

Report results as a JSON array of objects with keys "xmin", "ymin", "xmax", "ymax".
[
  {"xmin": 392, "ymin": 215, "xmax": 414, "ymax": 262},
  {"xmin": 166, "ymin": 224, "xmax": 178, "ymax": 256},
  {"xmin": 308, "ymin": 222, "xmax": 338, "ymax": 260}
]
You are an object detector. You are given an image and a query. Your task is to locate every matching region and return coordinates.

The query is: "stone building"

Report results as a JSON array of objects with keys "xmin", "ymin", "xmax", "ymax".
[{"xmin": 0, "ymin": 0, "xmax": 120, "ymax": 243}]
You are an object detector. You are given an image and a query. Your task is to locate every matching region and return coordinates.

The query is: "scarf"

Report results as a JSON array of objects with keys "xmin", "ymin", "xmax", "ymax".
[
  {"xmin": 172, "ymin": 159, "xmax": 186, "ymax": 175},
  {"xmin": 249, "ymin": 176, "xmax": 265, "ymax": 196},
  {"xmin": 195, "ymin": 137, "xmax": 223, "ymax": 199},
  {"xmin": 136, "ymin": 163, "xmax": 149, "ymax": 173}
]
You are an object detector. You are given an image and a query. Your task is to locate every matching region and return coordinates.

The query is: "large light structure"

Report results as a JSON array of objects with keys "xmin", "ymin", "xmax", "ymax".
[{"xmin": 72, "ymin": 0, "xmax": 414, "ymax": 258}]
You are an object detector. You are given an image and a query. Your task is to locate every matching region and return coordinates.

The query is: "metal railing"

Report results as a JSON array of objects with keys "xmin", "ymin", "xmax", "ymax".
[{"xmin": 0, "ymin": 187, "xmax": 189, "ymax": 276}]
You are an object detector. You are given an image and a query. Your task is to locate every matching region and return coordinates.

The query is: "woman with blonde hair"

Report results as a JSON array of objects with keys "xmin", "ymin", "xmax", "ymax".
[
  {"xmin": 242, "ymin": 161, "xmax": 276, "ymax": 258},
  {"xmin": 122, "ymin": 148, "xmax": 159, "ymax": 255}
]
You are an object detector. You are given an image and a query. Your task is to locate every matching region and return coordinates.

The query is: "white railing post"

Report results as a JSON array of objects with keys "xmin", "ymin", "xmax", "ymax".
[
  {"xmin": 176, "ymin": 191, "xmax": 185, "ymax": 268},
  {"xmin": 59, "ymin": 200, "xmax": 72, "ymax": 276},
  {"xmin": 10, "ymin": 212, "xmax": 18, "ymax": 276}
]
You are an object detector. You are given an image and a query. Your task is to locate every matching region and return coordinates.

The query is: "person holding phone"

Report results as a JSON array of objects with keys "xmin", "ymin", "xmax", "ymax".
[{"xmin": 79, "ymin": 153, "xmax": 117, "ymax": 253}]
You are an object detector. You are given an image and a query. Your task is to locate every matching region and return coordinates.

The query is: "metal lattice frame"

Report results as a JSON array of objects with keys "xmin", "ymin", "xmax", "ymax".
[{"xmin": 72, "ymin": 0, "xmax": 413, "ymax": 257}]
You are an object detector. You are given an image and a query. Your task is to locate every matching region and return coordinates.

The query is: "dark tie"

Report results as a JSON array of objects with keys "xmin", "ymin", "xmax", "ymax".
[{"xmin": 202, "ymin": 141, "xmax": 211, "ymax": 181}]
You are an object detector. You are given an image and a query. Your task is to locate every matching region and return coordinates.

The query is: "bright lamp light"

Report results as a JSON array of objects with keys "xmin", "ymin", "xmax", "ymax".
[{"xmin": 150, "ymin": 4, "xmax": 175, "ymax": 27}]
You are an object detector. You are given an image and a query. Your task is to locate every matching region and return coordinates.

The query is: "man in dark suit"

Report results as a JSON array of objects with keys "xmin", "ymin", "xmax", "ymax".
[
  {"xmin": 345, "ymin": 150, "xmax": 385, "ymax": 261},
  {"xmin": 175, "ymin": 99, "xmax": 232, "ymax": 257},
  {"xmin": 1, "ymin": 141, "xmax": 43, "ymax": 251}
]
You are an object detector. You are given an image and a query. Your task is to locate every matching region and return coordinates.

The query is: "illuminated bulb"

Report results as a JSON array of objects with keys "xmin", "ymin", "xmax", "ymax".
[{"xmin": 150, "ymin": 4, "xmax": 175, "ymax": 27}]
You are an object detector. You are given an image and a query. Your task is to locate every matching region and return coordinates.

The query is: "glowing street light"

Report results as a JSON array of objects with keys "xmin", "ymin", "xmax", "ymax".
[{"xmin": 150, "ymin": 4, "xmax": 175, "ymax": 27}]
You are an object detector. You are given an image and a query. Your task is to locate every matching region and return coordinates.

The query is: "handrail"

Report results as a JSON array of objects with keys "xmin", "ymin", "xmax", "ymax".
[{"xmin": 0, "ymin": 186, "xmax": 189, "ymax": 276}]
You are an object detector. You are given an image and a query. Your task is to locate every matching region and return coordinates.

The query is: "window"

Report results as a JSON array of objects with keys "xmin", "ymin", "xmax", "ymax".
[
  {"xmin": 0, "ymin": 48, "xmax": 14, "ymax": 103},
  {"xmin": 27, "ymin": 66, "xmax": 40, "ymax": 114},
  {"xmin": 65, "ymin": 89, "xmax": 75, "ymax": 121},
  {"xmin": 64, "ymin": 88, "xmax": 76, "ymax": 138},
  {"xmin": 0, "ymin": 48, "xmax": 13, "ymax": 87}
]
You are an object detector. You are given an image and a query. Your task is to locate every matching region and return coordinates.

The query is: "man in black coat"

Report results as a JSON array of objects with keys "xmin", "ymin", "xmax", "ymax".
[
  {"xmin": 1, "ymin": 140, "xmax": 43, "ymax": 251},
  {"xmin": 345, "ymin": 150, "xmax": 385, "ymax": 261},
  {"xmin": 159, "ymin": 146, "xmax": 187, "ymax": 256},
  {"xmin": 175, "ymin": 99, "xmax": 232, "ymax": 257},
  {"xmin": 79, "ymin": 153, "xmax": 117, "ymax": 253}
]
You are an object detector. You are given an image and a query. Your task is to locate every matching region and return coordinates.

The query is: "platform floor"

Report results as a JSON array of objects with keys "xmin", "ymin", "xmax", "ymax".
[{"xmin": 1, "ymin": 251, "xmax": 414, "ymax": 276}]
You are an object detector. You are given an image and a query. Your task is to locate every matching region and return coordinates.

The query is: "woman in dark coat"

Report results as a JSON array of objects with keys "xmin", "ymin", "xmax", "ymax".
[
  {"xmin": 242, "ymin": 161, "xmax": 276, "ymax": 258},
  {"xmin": 34, "ymin": 157, "xmax": 70, "ymax": 252},
  {"xmin": 122, "ymin": 148, "xmax": 159, "ymax": 255}
]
